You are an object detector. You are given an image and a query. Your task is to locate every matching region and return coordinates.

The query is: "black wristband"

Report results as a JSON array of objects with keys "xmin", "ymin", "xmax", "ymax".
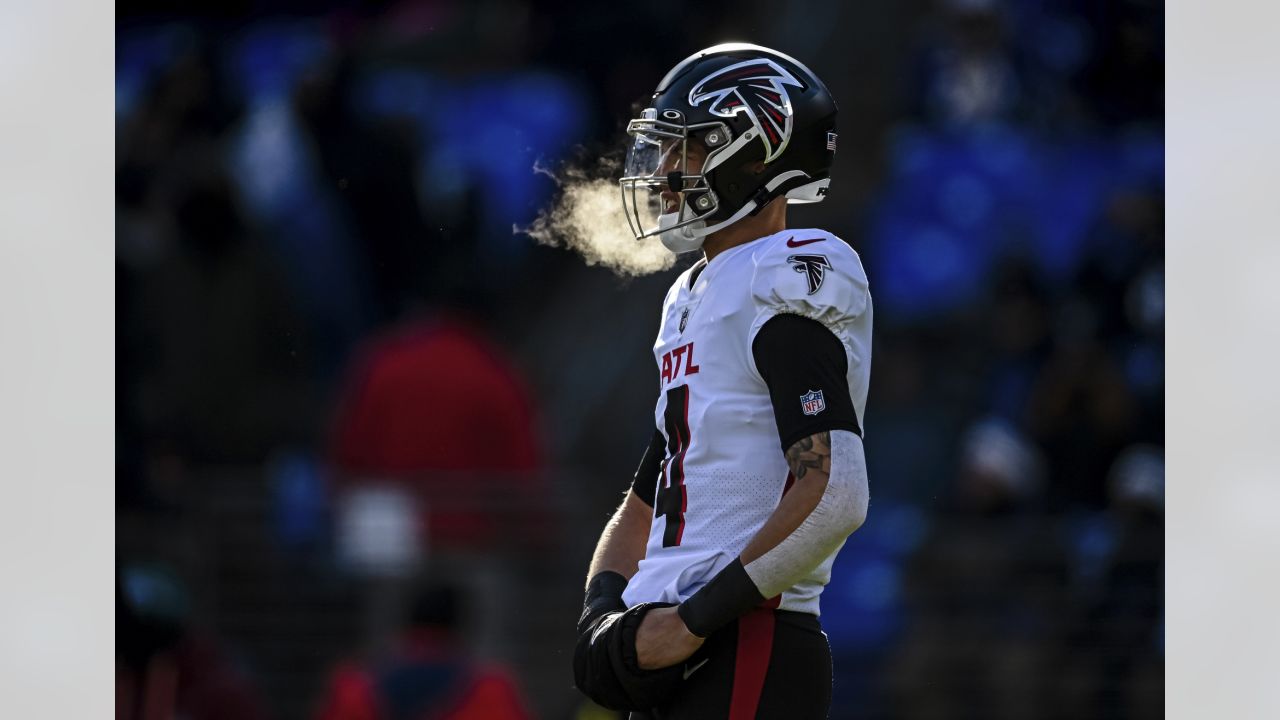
[
  {"xmin": 585, "ymin": 571, "xmax": 629, "ymax": 607},
  {"xmin": 580, "ymin": 571, "xmax": 629, "ymax": 634},
  {"xmin": 677, "ymin": 558, "xmax": 765, "ymax": 638}
]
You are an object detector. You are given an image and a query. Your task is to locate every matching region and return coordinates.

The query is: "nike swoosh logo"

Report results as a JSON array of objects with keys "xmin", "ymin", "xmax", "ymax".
[
  {"xmin": 683, "ymin": 658, "xmax": 710, "ymax": 680},
  {"xmin": 786, "ymin": 237, "xmax": 825, "ymax": 247}
]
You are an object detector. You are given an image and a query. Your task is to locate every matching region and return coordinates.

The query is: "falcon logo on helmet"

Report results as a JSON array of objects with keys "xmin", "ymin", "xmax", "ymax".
[{"xmin": 689, "ymin": 59, "xmax": 805, "ymax": 163}]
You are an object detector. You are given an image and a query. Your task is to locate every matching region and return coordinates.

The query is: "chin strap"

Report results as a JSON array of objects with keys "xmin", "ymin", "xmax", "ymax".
[
  {"xmin": 690, "ymin": 198, "xmax": 763, "ymax": 238},
  {"xmin": 746, "ymin": 186, "xmax": 775, "ymax": 218},
  {"xmin": 748, "ymin": 170, "xmax": 811, "ymax": 216}
]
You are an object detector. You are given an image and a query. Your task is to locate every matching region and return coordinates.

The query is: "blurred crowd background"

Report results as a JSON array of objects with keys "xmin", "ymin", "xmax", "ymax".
[{"xmin": 116, "ymin": 0, "xmax": 1163, "ymax": 718}]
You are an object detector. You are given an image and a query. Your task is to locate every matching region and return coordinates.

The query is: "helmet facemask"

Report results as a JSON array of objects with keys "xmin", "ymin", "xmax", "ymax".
[
  {"xmin": 620, "ymin": 108, "xmax": 735, "ymax": 253},
  {"xmin": 620, "ymin": 45, "xmax": 839, "ymax": 255}
]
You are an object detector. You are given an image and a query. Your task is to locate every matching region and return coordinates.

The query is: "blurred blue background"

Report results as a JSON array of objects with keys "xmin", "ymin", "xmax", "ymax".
[{"xmin": 116, "ymin": 1, "xmax": 1163, "ymax": 718}]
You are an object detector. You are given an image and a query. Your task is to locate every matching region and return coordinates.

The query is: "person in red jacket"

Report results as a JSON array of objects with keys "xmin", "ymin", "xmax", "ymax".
[
  {"xmin": 330, "ymin": 312, "xmax": 544, "ymax": 551},
  {"xmin": 314, "ymin": 583, "xmax": 534, "ymax": 720}
]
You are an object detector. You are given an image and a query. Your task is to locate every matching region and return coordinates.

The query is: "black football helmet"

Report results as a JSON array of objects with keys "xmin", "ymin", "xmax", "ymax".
[{"xmin": 620, "ymin": 43, "xmax": 839, "ymax": 252}]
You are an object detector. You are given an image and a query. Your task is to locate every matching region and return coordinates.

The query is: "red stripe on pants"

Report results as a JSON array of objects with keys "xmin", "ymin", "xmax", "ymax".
[{"xmin": 728, "ymin": 608, "xmax": 775, "ymax": 720}]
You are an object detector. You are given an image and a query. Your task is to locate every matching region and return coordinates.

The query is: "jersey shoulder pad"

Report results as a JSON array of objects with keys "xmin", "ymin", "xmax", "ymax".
[{"xmin": 749, "ymin": 230, "xmax": 869, "ymax": 327}]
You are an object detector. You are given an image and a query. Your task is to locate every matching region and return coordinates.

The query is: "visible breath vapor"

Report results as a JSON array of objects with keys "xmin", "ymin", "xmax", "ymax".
[{"xmin": 519, "ymin": 157, "xmax": 675, "ymax": 276}]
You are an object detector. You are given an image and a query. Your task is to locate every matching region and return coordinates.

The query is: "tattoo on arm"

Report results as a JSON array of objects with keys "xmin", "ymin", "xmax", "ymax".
[{"xmin": 785, "ymin": 431, "xmax": 831, "ymax": 480}]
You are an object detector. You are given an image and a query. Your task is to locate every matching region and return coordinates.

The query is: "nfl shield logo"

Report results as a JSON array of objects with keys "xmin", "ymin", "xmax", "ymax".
[
  {"xmin": 800, "ymin": 389, "xmax": 826, "ymax": 416},
  {"xmin": 679, "ymin": 307, "xmax": 690, "ymax": 333}
]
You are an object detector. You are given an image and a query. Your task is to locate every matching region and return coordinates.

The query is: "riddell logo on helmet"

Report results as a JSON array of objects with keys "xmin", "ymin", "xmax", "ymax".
[{"xmin": 688, "ymin": 59, "xmax": 805, "ymax": 163}]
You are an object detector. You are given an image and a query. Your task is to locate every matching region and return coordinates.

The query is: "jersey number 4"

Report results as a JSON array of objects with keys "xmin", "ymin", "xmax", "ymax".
[{"xmin": 656, "ymin": 385, "xmax": 690, "ymax": 547}]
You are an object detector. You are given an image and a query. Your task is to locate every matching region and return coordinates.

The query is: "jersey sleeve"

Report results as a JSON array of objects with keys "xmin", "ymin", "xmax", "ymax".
[
  {"xmin": 752, "ymin": 313, "xmax": 862, "ymax": 451},
  {"xmin": 747, "ymin": 232, "xmax": 870, "ymax": 342},
  {"xmin": 630, "ymin": 429, "xmax": 665, "ymax": 507}
]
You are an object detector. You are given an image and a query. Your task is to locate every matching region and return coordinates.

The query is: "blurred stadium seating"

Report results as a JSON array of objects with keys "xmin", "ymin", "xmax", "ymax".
[{"xmin": 117, "ymin": 1, "xmax": 1163, "ymax": 718}]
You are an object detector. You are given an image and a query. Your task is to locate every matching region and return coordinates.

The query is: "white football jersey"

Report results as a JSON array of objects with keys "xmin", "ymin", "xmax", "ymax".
[{"xmin": 621, "ymin": 228, "xmax": 873, "ymax": 616}]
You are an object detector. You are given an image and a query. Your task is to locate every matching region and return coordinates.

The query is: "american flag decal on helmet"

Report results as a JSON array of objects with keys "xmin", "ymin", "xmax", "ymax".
[
  {"xmin": 688, "ymin": 59, "xmax": 805, "ymax": 163},
  {"xmin": 826, "ymin": 132, "xmax": 838, "ymax": 152}
]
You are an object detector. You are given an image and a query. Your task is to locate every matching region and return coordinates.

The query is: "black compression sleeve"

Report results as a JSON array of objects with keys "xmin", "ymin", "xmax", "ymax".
[
  {"xmin": 631, "ymin": 429, "xmax": 665, "ymax": 507},
  {"xmin": 752, "ymin": 313, "xmax": 862, "ymax": 451}
]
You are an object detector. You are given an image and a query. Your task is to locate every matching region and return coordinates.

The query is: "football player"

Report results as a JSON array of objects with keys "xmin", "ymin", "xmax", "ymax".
[{"xmin": 574, "ymin": 43, "xmax": 872, "ymax": 719}]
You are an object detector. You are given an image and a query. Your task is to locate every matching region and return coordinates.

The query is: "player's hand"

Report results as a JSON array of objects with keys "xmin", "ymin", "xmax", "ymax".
[{"xmin": 634, "ymin": 606, "xmax": 704, "ymax": 670}]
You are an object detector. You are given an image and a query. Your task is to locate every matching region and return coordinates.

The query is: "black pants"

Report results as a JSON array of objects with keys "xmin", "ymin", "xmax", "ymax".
[{"xmin": 630, "ymin": 608, "xmax": 832, "ymax": 720}]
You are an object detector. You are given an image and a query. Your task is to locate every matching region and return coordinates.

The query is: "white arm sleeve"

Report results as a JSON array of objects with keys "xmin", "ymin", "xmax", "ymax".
[{"xmin": 742, "ymin": 429, "xmax": 869, "ymax": 598}]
